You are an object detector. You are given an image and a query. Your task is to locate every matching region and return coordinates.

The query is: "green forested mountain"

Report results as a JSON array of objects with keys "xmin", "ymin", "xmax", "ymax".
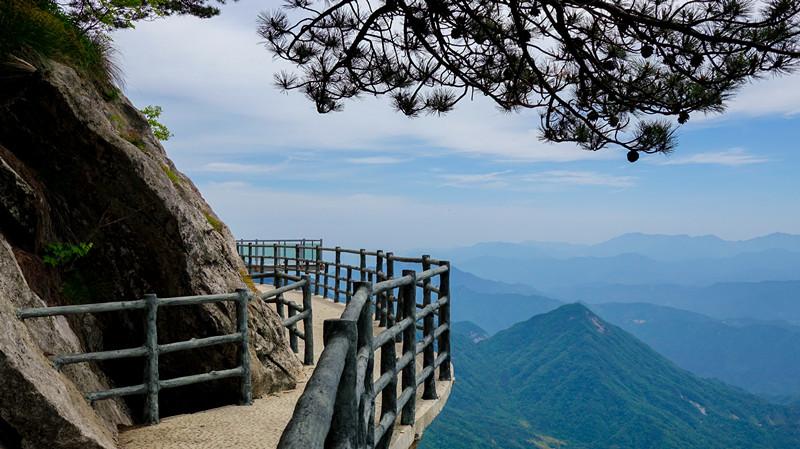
[
  {"xmin": 591, "ymin": 302, "xmax": 800, "ymax": 397},
  {"xmin": 451, "ymin": 278, "xmax": 800, "ymax": 397},
  {"xmin": 421, "ymin": 304, "xmax": 800, "ymax": 449}
]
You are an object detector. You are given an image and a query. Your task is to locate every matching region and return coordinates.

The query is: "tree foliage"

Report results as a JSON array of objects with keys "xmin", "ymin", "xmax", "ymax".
[
  {"xmin": 59, "ymin": 0, "xmax": 233, "ymax": 35},
  {"xmin": 140, "ymin": 105, "xmax": 173, "ymax": 141},
  {"xmin": 260, "ymin": 0, "xmax": 800, "ymax": 160}
]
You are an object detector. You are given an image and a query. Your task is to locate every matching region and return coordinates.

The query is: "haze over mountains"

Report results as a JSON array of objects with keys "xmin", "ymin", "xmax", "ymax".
[
  {"xmin": 441, "ymin": 232, "xmax": 800, "ymax": 400},
  {"xmin": 422, "ymin": 232, "xmax": 800, "ymax": 447},
  {"xmin": 436, "ymin": 233, "xmax": 800, "ymax": 294},
  {"xmin": 420, "ymin": 306, "xmax": 800, "ymax": 449},
  {"xmin": 440, "ymin": 232, "xmax": 800, "ymax": 262}
]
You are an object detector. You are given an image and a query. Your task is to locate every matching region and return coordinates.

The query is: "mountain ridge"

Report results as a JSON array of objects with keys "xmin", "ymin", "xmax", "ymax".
[
  {"xmin": 435, "ymin": 232, "xmax": 800, "ymax": 263},
  {"xmin": 421, "ymin": 304, "xmax": 800, "ymax": 449}
]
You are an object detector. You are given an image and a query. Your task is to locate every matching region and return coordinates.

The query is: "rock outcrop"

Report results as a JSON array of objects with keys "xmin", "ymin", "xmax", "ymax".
[{"xmin": 0, "ymin": 57, "xmax": 301, "ymax": 449}]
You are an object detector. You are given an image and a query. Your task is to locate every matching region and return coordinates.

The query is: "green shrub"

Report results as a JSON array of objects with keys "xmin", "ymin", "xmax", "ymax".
[
  {"xmin": 140, "ymin": 105, "xmax": 173, "ymax": 141},
  {"xmin": 43, "ymin": 242, "xmax": 93, "ymax": 267}
]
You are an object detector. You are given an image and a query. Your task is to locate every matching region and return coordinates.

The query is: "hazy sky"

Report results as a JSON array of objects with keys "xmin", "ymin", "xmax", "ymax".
[{"xmin": 113, "ymin": 1, "xmax": 800, "ymax": 250}]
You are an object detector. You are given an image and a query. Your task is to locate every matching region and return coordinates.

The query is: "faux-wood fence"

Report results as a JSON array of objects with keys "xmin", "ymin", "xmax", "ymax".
[
  {"xmin": 15, "ymin": 277, "xmax": 312, "ymax": 424},
  {"xmin": 238, "ymin": 242, "xmax": 452, "ymax": 449}
]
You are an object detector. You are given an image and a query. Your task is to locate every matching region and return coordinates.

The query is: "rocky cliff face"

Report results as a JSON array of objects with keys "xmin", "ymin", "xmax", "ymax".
[{"xmin": 0, "ymin": 57, "xmax": 302, "ymax": 449}]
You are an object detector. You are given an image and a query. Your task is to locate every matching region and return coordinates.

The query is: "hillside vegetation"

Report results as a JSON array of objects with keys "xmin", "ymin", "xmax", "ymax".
[{"xmin": 421, "ymin": 304, "xmax": 800, "ymax": 449}]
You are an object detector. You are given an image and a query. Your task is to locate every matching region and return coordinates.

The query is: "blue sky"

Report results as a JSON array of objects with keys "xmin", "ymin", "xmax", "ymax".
[{"xmin": 113, "ymin": 1, "xmax": 800, "ymax": 250}]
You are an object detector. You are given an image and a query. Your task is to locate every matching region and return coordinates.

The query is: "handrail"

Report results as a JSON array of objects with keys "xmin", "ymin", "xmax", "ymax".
[
  {"xmin": 16, "ymin": 289, "xmax": 254, "ymax": 424},
  {"xmin": 237, "ymin": 242, "xmax": 449, "ymax": 309},
  {"xmin": 277, "ymin": 254, "xmax": 452, "ymax": 449},
  {"xmin": 15, "ymin": 273, "xmax": 316, "ymax": 423}
]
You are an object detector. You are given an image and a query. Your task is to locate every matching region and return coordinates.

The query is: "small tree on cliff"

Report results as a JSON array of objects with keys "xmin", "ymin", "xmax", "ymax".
[
  {"xmin": 59, "ymin": 0, "xmax": 233, "ymax": 34},
  {"xmin": 259, "ymin": 0, "xmax": 800, "ymax": 161}
]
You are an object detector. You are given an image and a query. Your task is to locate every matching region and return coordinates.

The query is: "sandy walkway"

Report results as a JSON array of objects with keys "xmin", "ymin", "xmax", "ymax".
[{"xmin": 120, "ymin": 288, "xmax": 452, "ymax": 449}]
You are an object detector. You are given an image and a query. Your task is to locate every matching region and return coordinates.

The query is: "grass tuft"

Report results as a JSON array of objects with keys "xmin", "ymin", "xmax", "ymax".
[
  {"xmin": 204, "ymin": 212, "xmax": 224, "ymax": 233},
  {"xmin": 0, "ymin": 0, "xmax": 121, "ymax": 87},
  {"xmin": 162, "ymin": 164, "xmax": 181, "ymax": 186},
  {"xmin": 239, "ymin": 268, "xmax": 257, "ymax": 292}
]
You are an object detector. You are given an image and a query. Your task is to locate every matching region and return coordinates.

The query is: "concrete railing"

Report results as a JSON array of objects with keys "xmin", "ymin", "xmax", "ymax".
[
  {"xmin": 15, "ymin": 277, "xmax": 312, "ymax": 424},
  {"xmin": 248, "ymin": 242, "xmax": 452, "ymax": 449}
]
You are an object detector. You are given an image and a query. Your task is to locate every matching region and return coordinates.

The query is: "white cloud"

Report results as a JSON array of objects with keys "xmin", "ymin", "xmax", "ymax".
[
  {"xmin": 521, "ymin": 170, "xmax": 636, "ymax": 188},
  {"xmin": 197, "ymin": 162, "xmax": 284, "ymax": 174},
  {"xmin": 440, "ymin": 171, "xmax": 511, "ymax": 188},
  {"xmin": 658, "ymin": 148, "xmax": 769, "ymax": 166},
  {"xmin": 112, "ymin": 6, "xmax": 612, "ymax": 163},
  {"xmin": 726, "ymin": 74, "xmax": 800, "ymax": 117},
  {"xmin": 439, "ymin": 170, "xmax": 634, "ymax": 189},
  {"xmin": 345, "ymin": 156, "xmax": 406, "ymax": 165},
  {"xmin": 112, "ymin": 1, "xmax": 800, "ymax": 169}
]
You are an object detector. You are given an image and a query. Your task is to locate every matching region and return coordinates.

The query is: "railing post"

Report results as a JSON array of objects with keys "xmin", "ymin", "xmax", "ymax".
[
  {"xmin": 301, "ymin": 275, "xmax": 314, "ymax": 365},
  {"xmin": 383, "ymin": 253, "xmax": 394, "ymax": 328},
  {"xmin": 375, "ymin": 250, "xmax": 384, "ymax": 322},
  {"xmin": 259, "ymin": 254, "xmax": 265, "ymax": 284},
  {"xmin": 324, "ymin": 318, "xmax": 358, "ymax": 449},
  {"xmin": 359, "ymin": 249, "xmax": 366, "ymax": 281},
  {"xmin": 394, "ymin": 263, "xmax": 404, "ymax": 344},
  {"xmin": 247, "ymin": 242, "xmax": 253, "ymax": 272},
  {"xmin": 295, "ymin": 243, "xmax": 302, "ymax": 277},
  {"xmin": 315, "ymin": 246, "xmax": 323, "ymax": 296},
  {"xmin": 400, "ymin": 270, "xmax": 417, "ymax": 425},
  {"xmin": 144, "ymin": 293, "xmax": 159, "ymax": 424},
  {"xmin": 274, "ymin": 271, "xmax": 285, "ymax": 319},
  {"xmin": 439, "ymin": 261, "xmax": 452, "ymax": 381},
  {"xmin": 421, "ymin": 255, "xmax": 438, "ymax": 400},
  {"xmin": 354, "ymin": 282, "xmax": 375, "ymax": 448},
  {"xmin": 237, "ymin": 288, "xmax": 253, "ymax": 405},
  {"xmin": 376, "ymin": 311, "xmax": 397, "ymax": 449},
  {"xmin": 288, "ymin": 301, "xmax": 299, "ymax": 354},
  {"xmin": 323, "ymin": 261, "xmax": 331, "ymax": 299},
  {"xmin": 345, "ymin": 266, "xmax": 353, "ymax": 303},
  {"xmin": 334, "ymin": 246, "xmax": 342, "ymax": 303},
  {"xmin": 273, "ymin": 243, "xmax": 279, "ymax": 271}
]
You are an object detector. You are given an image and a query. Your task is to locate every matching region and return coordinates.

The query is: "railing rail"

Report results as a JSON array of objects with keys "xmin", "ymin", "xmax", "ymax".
[{"xmin": 273, "ymin": 241, "xmax": 453, "ymax": 449}]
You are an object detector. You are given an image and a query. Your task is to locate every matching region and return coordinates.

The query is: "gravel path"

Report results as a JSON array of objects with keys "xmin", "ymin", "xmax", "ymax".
[{"xmin": 120, "ymin": 288, "xmax": 452, "ymax": 449}]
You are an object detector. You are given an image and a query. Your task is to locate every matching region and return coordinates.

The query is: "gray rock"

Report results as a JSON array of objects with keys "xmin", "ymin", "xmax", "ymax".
[
  {"xmin": 0, "ymin": 235, "xmax": 118, "ymax": 449},
  {"xmin": 0, "ymin": 56, "xmax": 301, "ymax": 445}
]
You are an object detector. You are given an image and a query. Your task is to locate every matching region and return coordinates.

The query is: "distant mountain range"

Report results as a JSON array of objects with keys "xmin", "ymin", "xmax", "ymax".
[
  {"xmin": 451, "ymin": 279, "xmax": 800, "ymax": 397},
  {"xmin": 438, "ymin": 232, "xmax": 800, "ymax": 262},
  {"xmin": 455, "ymin": 250, "xmax": 800, "ymax": 291},
  {"xmin": 553, "ymin": 280, "xmax": 800, "ymax": 324},
  {"xmin": 420, "ymin": 305, "xmax": 800, "ymax": 449},
  {"xmin": 433, "ymin": 233, "xmax": 800, "ymax": 292}
]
